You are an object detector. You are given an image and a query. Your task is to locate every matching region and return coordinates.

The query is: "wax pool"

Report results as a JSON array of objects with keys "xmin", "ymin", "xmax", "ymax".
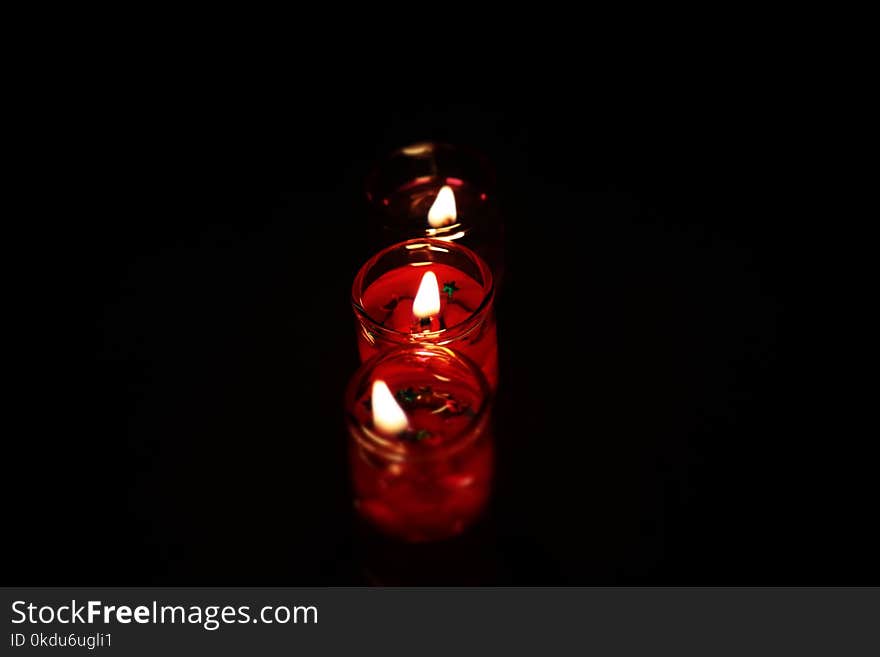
[
  {"xmin": 350, "ymin": 362, "xmax": 492, "ymax": 542},
  {"xmin": 357, "ymin": 263, "xmax": 498, "ymax": 386}
]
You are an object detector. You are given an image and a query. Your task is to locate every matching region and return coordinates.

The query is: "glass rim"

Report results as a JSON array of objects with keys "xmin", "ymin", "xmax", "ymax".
[
  {"xmin": 344, "ymin": 344, "xmax": 493, "ymax": 463},
  {"xmin": 351, "ymin": 238, "xmax": 495, "ymax": 344}
]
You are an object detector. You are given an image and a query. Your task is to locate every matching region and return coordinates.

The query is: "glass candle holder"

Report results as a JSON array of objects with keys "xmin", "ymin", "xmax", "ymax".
[
  {"xmin": 345, "ymin": 345, "xmax": 493, "ymax": 542},
  {"xmin": 352, "ymin": 238, "xmax": 498, "ymax": 388},
  {"xmin": 364, "ymin": 142, "xmax": 504, "ymax": 279}
]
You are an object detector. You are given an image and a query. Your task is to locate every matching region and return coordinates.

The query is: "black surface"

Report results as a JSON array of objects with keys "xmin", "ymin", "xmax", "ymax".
[{"xmin": 12, "ymin": 78, "xmax": 869, "ymax": 584}]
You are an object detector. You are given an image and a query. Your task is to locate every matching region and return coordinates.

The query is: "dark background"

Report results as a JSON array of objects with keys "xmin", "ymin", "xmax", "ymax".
[{"xmin": 11, "ymin": 71, "xmax": 870, "ymax": 584}]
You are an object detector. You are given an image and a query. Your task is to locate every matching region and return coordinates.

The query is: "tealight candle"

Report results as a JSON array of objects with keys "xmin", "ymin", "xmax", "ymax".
[
  {"xmin": 364, "ymin": 142, "xmax": 504, "ymax": 278},
  {"xmin": 345, "ymin": 345, "xmax": 493, "ymax": 542},
  {"xmin": 351, "ymin": 238, "xmax": 498, "ymax": 387}
]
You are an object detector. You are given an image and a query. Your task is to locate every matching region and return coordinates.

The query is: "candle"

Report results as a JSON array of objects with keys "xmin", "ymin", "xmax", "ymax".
[
  {"xmin": 364, "ymin": 142, "xmax": 504, "ymax": 278},
  {"xmin": 352, "ymin": 238, "xmax": 498, "ymax": 387},
  {"xmin": 345, "ymin": 345, "xmax": 493, "ymax": 542}
]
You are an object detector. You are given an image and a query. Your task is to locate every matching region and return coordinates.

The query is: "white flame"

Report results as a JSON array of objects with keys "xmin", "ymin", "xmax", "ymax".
[
  {"xmin": 412, "ymin": 270, "xmax": 441, "ymax": 320},
  {"xmin": 371, "ymin": 379, "xmax": 409, "ymax": 435},
  {"xmin": 427, "ymin": 185, "xmax": 457, "ymax": 227}
]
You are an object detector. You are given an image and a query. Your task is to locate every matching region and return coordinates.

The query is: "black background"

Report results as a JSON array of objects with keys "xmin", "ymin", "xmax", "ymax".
[{"xmin": 11, "ymin": 65, "xmax": 870, "ymax": 585}]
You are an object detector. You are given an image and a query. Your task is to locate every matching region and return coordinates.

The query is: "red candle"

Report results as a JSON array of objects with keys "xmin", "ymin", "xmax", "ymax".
[
  {"xmin": 364, "ymin": 142, "xmax": 504, "ymax": 279},
  {"xmin": 352, "ymin": 238, "xmax": 498, "ymax": 387},
  {"xmin": 345, "ymin": 345, "xmax": 493, "ymax": 542},
  {"xmin": 375, "ymin": 176, "xmax": 484, "ymax": 241}
]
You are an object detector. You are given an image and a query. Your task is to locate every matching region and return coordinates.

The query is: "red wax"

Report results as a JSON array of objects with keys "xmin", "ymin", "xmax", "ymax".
[
  {"xmin": 356, "ymin": 263, "xmax": 498, "ymax": 387},
  {"xmin": 349, "ymin": 357, "xmax": 492, "ymax": 542}
]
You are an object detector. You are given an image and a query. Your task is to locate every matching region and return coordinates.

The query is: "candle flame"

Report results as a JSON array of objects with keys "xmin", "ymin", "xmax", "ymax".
[
  {"xmin": 412, "ymin": 270, "xmax": 441, "ymax": 320},
  {"xmin": 371, "ymin": 380, "xmax": 409, "ymax": 435},
  {"xmin": 427, "ymin": 185, "xmax": 457, "ymax": 228}
]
